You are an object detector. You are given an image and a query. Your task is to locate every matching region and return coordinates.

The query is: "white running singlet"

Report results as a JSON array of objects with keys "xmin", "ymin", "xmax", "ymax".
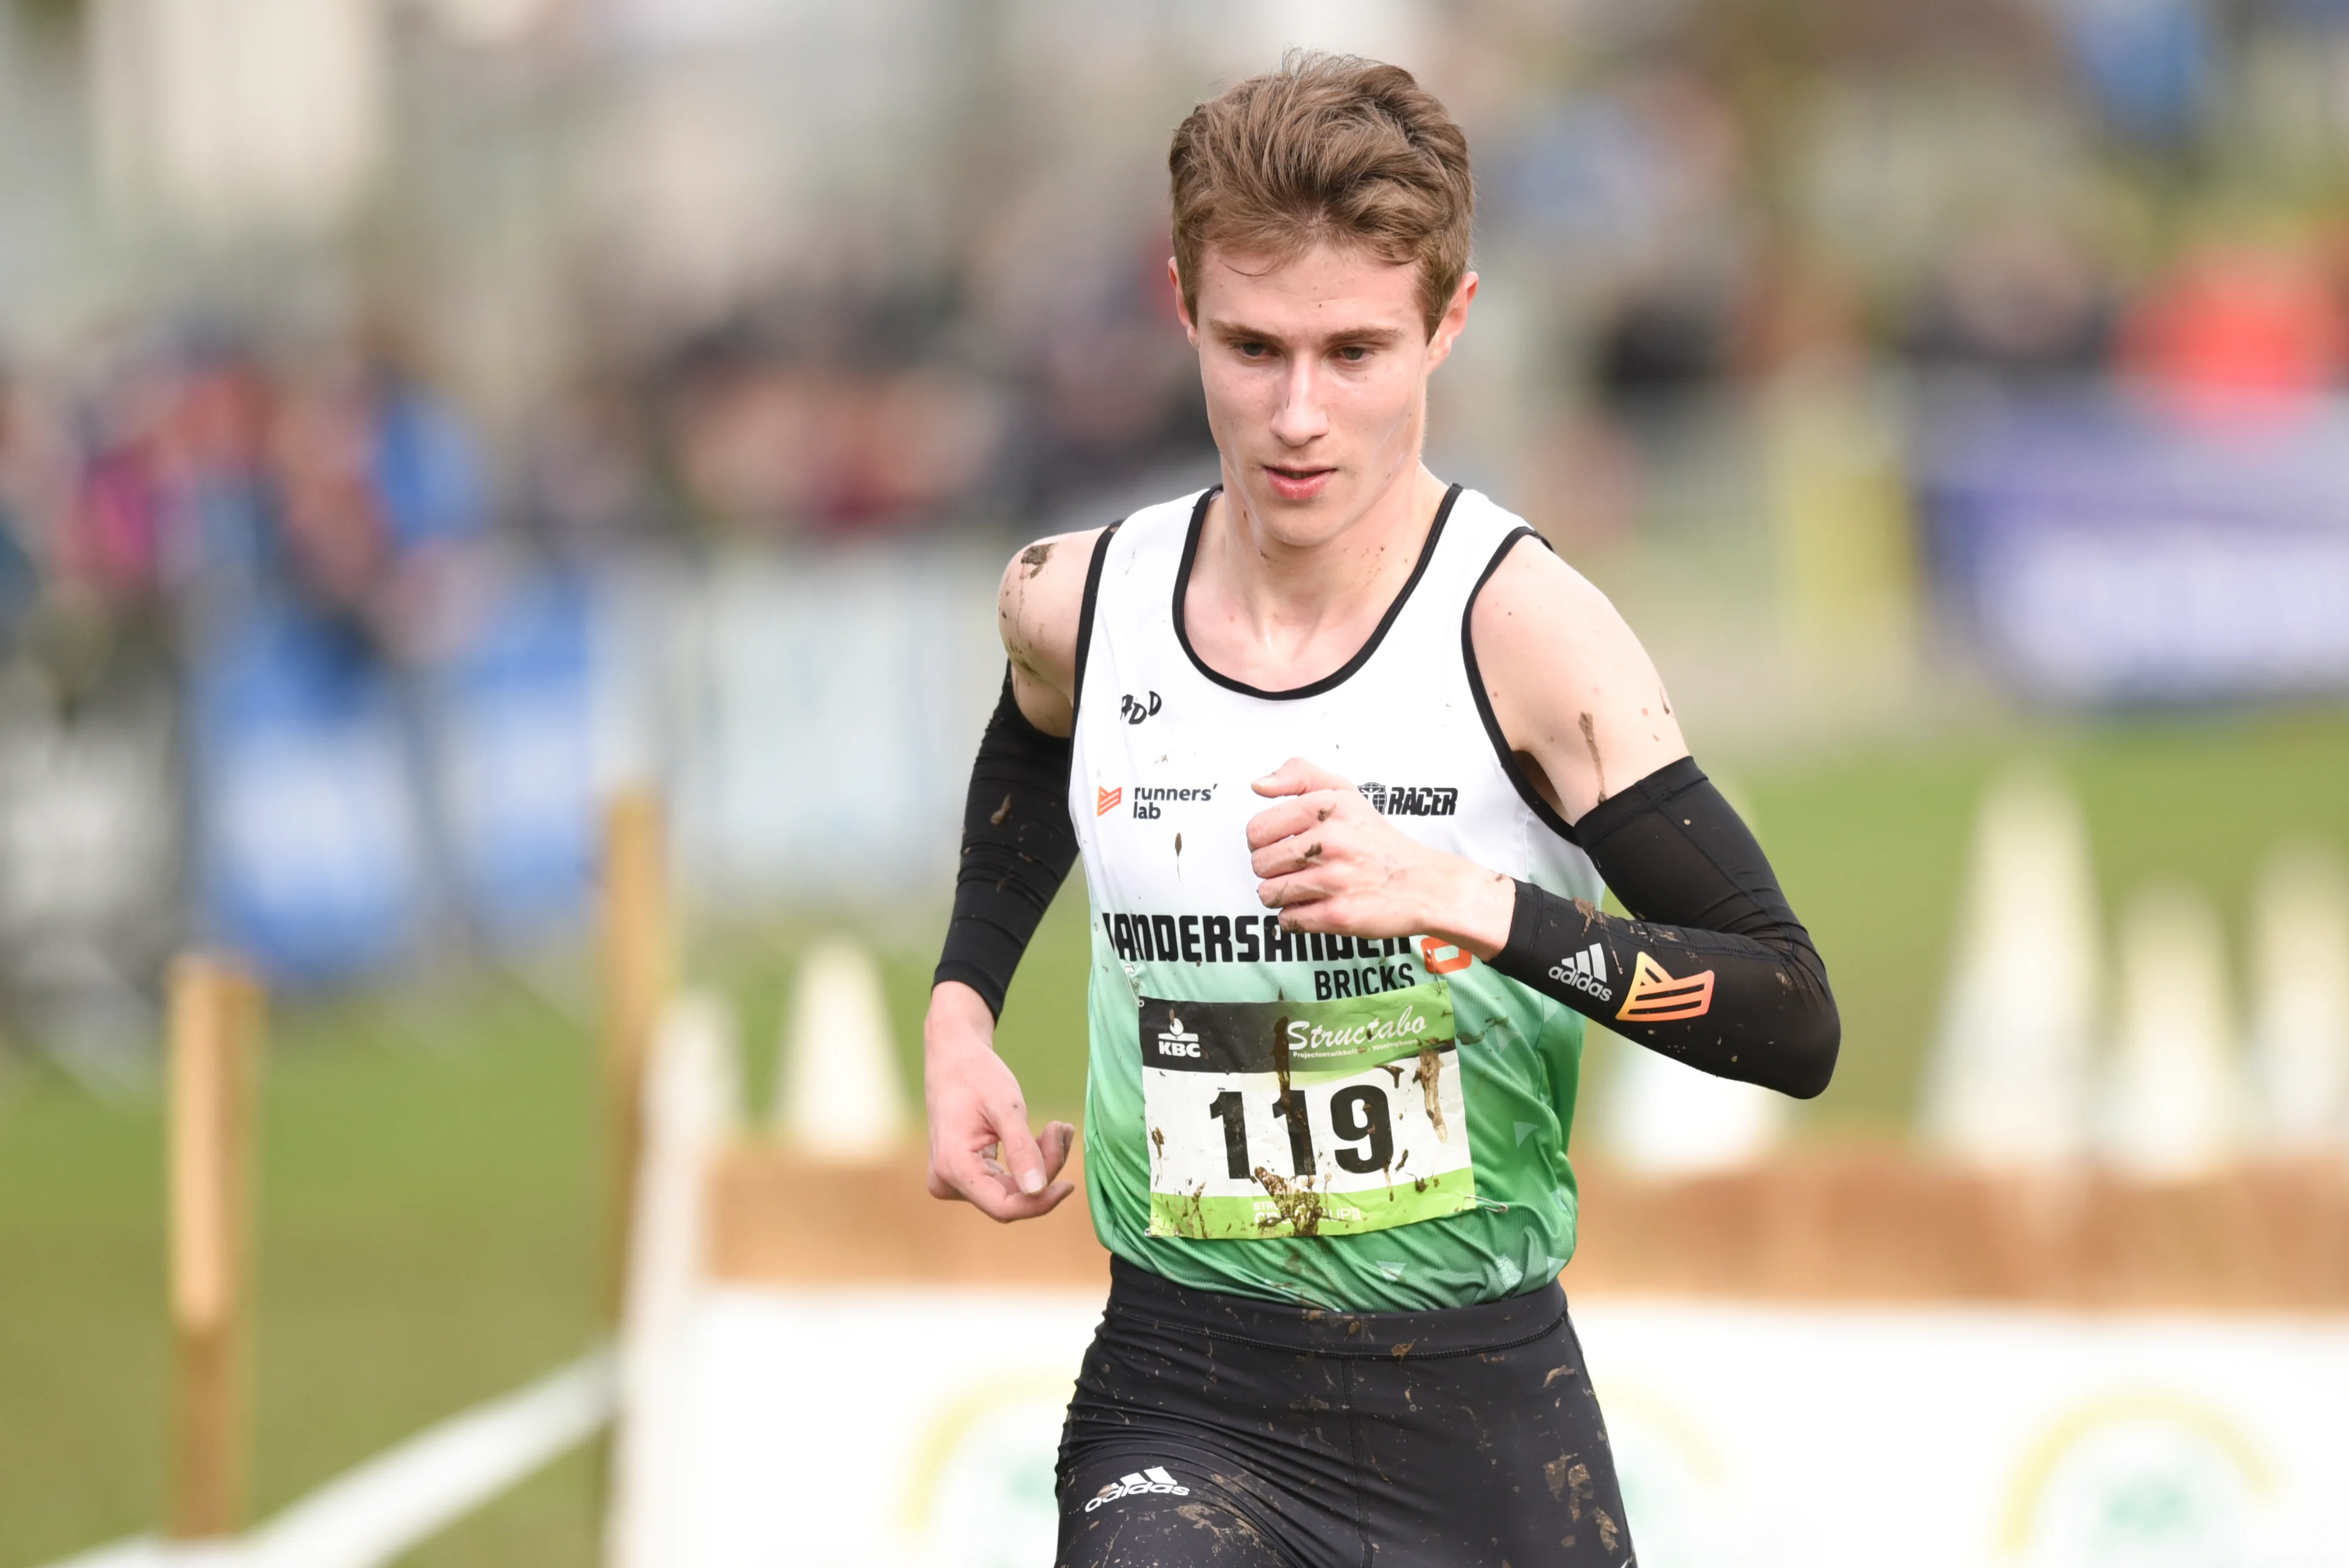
[{"xmin": 1069, "ymin": 483, "xmax": 1606, "ymax": 1311}]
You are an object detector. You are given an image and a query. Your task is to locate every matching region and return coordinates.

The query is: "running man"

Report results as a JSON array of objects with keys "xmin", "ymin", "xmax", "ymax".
[{"xmin": 927, "ymin": 54, "xmax": 1839, "ymax": 1567}]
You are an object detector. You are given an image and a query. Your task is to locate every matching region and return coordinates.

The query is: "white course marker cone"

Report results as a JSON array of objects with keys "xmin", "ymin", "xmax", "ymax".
[
  {"xmin": 2101, "ymin": 884, "xmax": 2245, "ymax": 1180},
  {"xmin": 774, "ymin": 937, "xmax": 909, "ymax": 1156},
  {"xmin": 609, "ymin": 992, "xmax": 741, "ymax": 1568},
  {"xmin": 1601, "ymin": 1027, "xmax": 1788, "ymax": 1176},
  {"xmin": 2248, "ymin": 842, "xmax": 2349, "ymax": 1156},
  {"xmin": 1920, "ymin": 765, "xmax": 2101, "ymax": 1166}
]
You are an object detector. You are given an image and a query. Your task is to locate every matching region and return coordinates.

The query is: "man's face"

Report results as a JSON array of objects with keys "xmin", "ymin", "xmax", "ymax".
[{"xmin": 1175, "ymin": 241, "xmax": 1474, "ymax": 546}]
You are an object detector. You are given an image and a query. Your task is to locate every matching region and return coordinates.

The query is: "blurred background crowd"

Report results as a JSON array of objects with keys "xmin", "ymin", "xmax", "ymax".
[
  {"xmin": 4, "ymin": 1, "xmax": 2349, "ymax": 1561},
  {"xmin": 2, "ymin": 0, "xmax": 2348, "ymax": 1036}
]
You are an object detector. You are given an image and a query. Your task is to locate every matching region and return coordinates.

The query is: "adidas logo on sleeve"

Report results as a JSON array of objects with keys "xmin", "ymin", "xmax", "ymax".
[
  {"xmin": 1548, "ymin": 941, "xmax": 1612, "ymax": 1003},
  {"xmin": 1085, "ymin": 1465, "xmax": 1192, "ymax": 1511}
]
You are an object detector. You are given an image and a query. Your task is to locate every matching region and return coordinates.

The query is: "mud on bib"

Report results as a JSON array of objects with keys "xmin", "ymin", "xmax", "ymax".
[{"xmin": 1137, "ymin": 981, "xmax": 1477, "ymax": 1240}]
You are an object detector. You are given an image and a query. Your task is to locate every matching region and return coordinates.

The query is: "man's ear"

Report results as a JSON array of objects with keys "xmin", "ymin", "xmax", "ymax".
[
  {"xmin": 1168, "ymin": 256, "xmax": 1200, "ymax": 346},
  {"xmin": 1424, "ymin": 270, "xmax": 1479, "ymax": 369}
]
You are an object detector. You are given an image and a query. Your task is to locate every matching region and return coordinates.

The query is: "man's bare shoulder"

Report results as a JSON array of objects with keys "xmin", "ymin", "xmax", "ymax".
[
  {"xmin": 1469, "ymin": 531, "xmax": 1687, "ymax": 820},
  {"xmin": 1470, "ymin": 530, "xmax": 1614, "ymax": 640},
  {"xmin": 997, "ymin": 526, "xmax": 1107, "ymax": 733}
]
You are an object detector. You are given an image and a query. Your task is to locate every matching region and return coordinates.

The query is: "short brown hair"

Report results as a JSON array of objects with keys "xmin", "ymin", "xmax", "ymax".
[{"xmin": 1169, "ymin": 53, "xmax": 1474, "ymax": 338}]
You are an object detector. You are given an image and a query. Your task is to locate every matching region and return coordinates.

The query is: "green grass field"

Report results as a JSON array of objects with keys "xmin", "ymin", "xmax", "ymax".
[{"xmin": 2, "ymin": 707, "xmax": 2345, "ymax": 1567}]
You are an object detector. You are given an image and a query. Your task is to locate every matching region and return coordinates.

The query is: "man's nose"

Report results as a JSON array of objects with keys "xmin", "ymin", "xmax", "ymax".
[{"xmin": 1270, "ymin": 357, "xmax": 1329, "ymax": 446}]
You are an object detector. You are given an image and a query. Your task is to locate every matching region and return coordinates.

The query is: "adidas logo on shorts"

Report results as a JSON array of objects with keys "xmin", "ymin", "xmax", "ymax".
[{"xmin": 1085, "ymin": 1465, "xmax": 1191, "ymax": 1511}]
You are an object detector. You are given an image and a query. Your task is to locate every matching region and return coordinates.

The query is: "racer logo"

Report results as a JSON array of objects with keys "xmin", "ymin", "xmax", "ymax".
[
  {"xmin": 1085, "ymin": 1466, "xmax": 1191, "ymax": 1512},
  {"xmin": 1614, "ymin": 951, "xmax": 1715, "ymax": 1022},
  {"xmin": 1097, "ymin": 786, "xmax": 1123, "ymax": 816},
  {"xmin": 1119, "ymin": 691, "xmax": 1163, "ymax": 725},
  {"xmin": 1360, "ymin": 781, "xmax": 1459, "ymax": 817},
  {"xmin": 1549, "ymin": 941, "xmax": 1612, "ymax": 1002}
]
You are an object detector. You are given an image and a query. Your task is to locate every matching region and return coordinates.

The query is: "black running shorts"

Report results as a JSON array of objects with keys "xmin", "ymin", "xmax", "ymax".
[{"xmin": 1057, "ymin": 1257, "xmax": 1636, "ymax": 1567}]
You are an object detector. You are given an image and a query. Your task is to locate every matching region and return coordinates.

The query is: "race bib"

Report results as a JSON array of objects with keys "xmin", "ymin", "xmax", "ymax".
[{"xmin": 1138, "ymin": 981, "xmax": 1477, "ymax": 1240}]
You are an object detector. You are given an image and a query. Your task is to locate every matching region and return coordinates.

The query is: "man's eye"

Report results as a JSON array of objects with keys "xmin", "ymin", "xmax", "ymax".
[
  {"xmin": 1236, "ymin": 342, "xmax": 1270, "ymax": 359},
  {"xmin": 1335, "ymin": 345, "xmax": 1371, "ymax": 363}
]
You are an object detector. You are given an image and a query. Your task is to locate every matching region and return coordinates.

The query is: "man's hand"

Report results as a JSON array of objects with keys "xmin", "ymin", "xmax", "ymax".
[
  {"xmin": 923, "ymin": 981, "xmax": 1076, "ymax": 1221},
  {"xmin": 1247, "ymin": 758, "xmax": 1516, "ymax": 958}
]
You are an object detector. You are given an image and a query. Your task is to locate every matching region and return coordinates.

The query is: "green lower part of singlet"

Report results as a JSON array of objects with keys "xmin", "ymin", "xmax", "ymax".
[{"xmin": 1080, "ymin": 921, "xmax": 1587, "ymax": 1312}]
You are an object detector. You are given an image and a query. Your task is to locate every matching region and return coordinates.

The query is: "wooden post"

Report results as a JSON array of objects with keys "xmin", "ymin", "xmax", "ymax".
[
  {"xmin": 600, "ymin": 788, "xmax": 670, "ymax": 1319},
  {"xmin": 168, "ymin": 954, "xmax": 265, "ymax": 1542}
]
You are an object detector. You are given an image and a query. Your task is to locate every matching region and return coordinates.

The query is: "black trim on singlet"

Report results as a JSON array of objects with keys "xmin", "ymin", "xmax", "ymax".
[
  {"xmin": 1461, "ymin": 526, "xmax": 1583, "ymax": 847},
  {"xmin": 1169, "ymin": 482, "xmax": 1464, "ymax": 702},
  {"xmin": 1070, "ymin": 519, "xmax": 1123, "ymax": 726}
]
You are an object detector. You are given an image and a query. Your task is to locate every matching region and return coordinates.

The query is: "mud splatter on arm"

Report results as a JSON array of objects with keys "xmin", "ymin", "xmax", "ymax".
[{"xmin": 1577, "ymin": 712, "xmax": 1607, "ymax": 804}]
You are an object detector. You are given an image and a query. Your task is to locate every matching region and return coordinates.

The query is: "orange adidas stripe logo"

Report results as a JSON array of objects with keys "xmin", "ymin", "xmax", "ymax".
[
  {"xmin": 1096, "ymin": 786, "xmax": 1123, "ymax": 816},
  {"xmin": 1614, "ymin": 951, "xmax": 1715, "ymax": 1022}
]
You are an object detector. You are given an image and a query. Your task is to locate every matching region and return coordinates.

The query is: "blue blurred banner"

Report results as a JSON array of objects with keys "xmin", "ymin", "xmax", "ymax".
[
  {"xmin": 191, "ymin": 608, "xmax": 423, "ymax": 983},
  {"xmin": 190, "ymin": 575, "xmax": 598, "ymax": 982},
  {"xmin": 187, "ymin": 552, "xmax": 1000, "ymax": 984},
  {"xmin": 1921, "ymin": 395, "xmax": 2349, "ymax": 705},
  {"xmin": 440, "ymin": 574, "xmax": 596, "ymax": 941}
]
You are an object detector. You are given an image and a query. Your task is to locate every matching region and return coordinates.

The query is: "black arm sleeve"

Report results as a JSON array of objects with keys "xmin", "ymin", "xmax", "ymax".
[
  {"xmin": 933, "ymin": 668, "xmax": 1080, "ymax": 1017},
  {"xmin": 1487, "ymin": 757, "xmax": 1839, "ymax": 1098}
]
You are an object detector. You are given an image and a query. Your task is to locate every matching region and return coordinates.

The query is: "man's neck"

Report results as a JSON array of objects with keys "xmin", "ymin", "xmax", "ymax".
[{"xmin": 1187, "ymin": 461, "xmax": 1449, "ymax": 691}]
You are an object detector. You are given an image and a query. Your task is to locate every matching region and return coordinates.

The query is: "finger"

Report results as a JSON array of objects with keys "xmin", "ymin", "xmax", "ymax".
[
  {"xmin": 927, "ymin": 1156, "xmax": 967, "ymax": 1202},
  {"xmin": 930, "ymin": 1143, "xmax": 1008, "ymax": 1208},
  {"xmin": 1040, "ymin": 1120, "xmax": 1077, "ymax": 1182},
  {"xmin": 933, "ymin": 1138, "xmax": 1051, "ymax": 1219},
  {"xmin": 994, "ymin": 1109, "xmax": 1050, "ymax": 1196},
  {"xmin": 958, "ymin": 1140, "xmax": 1073, "ymax": 1222},
  {"xmin": 1263, "ymin": 895, "xmax": 1373, "ymax": 937},
  {"xmin": 1244, "ymin": 792, "xmax": 1349, "ymax": 852},
  {"xmin": 1252, "ymin": 757, "xmax": 1354, "ymax": 799},
  {"xmin": 1252, "ymin": 827, "xmax": 1343, "ymax": 880},
  {"xmin": 992, "ymin": 1178, "xmax": 1076, "ymax": 1224},
  {"xmin": 1256, "ymin": 868, "xmax": 1344, "ymax": 912},
  {"xmin": 968, "ymin": 1170, "xmax": 1075, "ymax": 1222},
  {"xmin": 1272, "ymin": 901, "xmax": 1334, "ymax": 933}
]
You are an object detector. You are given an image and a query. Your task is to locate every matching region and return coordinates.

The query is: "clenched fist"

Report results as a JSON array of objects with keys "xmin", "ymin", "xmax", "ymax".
[{"xmin": 1245, "ymin": 757, "xmax": 1515, "ymax": 958}]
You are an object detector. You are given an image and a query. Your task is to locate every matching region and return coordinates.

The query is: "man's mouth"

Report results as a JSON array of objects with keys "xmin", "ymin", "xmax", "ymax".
[{"xmin": 1264, "ymin": 464, "xmax": 1336, "ymax": 500}]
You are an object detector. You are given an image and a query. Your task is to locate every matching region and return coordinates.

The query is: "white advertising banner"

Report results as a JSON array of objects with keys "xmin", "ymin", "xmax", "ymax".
[{"xmin": 678, "ymin": 1287, "xmax": 2349, "ymax": 1568}]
